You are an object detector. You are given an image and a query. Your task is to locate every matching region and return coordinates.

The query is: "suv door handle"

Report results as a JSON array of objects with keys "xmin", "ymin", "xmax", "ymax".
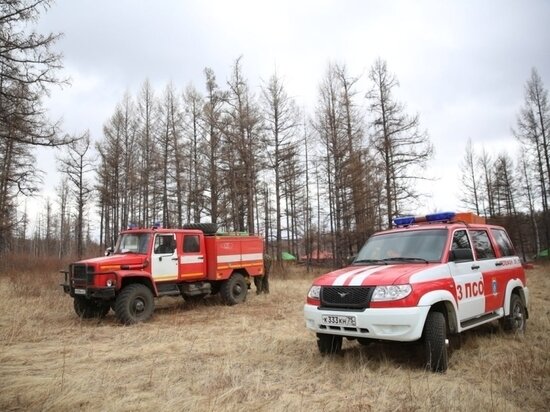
[
  {"xmin": 171, "ymin": 257, "xmax": 178, "ymax": 261},
  {"xmin": 495, "ymin": 261, "xmax": 503, "ymax": 266},
  {"xmin": 471, "ymin": 264, "xmax": 480, "ymax": 270}
]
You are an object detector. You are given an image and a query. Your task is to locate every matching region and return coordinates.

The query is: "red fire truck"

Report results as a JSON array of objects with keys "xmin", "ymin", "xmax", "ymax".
[{"xmin": 61, "ymin": 224, "xmax": 264, "ymax": 324}]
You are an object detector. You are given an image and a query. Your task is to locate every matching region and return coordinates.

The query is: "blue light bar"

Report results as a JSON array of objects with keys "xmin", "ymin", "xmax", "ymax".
[
  {"xmin": 393, "ymin": 216, "xmax": 416, "ymax": 226},
  {"xmin": 425, "ymin": 212, "xmax": 455, "ymax": 222},
  {"xmin": 393, "ymin": 212, "xmax": 457, "ymax": 227}
]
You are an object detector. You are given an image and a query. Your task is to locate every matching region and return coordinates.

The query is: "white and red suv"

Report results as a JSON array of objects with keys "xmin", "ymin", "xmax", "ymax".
[{"xmin": 304, "ymin": 212, "xmax": 529, "ymax": 372}]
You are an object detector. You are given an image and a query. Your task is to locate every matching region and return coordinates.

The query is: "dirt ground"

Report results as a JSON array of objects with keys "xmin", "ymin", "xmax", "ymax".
[{"xmin": 0, "ymin": 265, "xmax": 548, "ymax": 411}]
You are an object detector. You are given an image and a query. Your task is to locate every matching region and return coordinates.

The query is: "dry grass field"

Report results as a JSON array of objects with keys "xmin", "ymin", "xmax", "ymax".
[{"xmin": 0, "ymin": 263, "xmax": 548, "ymax": 411}]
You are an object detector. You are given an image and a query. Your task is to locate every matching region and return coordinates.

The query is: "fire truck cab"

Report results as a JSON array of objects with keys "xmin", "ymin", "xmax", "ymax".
[{"xmin": 62, "ymin": 224, "xmax": 264, "ymax": 324}]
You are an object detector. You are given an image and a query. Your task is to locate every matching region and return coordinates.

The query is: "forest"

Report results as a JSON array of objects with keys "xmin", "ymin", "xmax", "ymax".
[{"xmin": 1, "ymin": 1, "xmax": 549, "ymax": 268}]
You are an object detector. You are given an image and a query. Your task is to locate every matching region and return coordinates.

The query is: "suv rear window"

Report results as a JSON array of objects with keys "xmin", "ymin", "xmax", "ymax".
[
  {"xmin": 470, "ymin": 230, "xmax": 496, "ymax": 260},
  {"xmin": 491, "ymin": 228, "xmax": 515, "ymax": 257}
]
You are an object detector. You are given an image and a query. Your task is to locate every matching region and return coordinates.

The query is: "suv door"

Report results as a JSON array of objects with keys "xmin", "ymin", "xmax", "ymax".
[{"xmin": 448, "ymin": 229, "xmax": 485, "ymax": 322}]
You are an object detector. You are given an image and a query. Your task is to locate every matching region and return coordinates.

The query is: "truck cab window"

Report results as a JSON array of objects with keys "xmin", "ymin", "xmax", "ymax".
[
  {"xmin": 154, "ymin": 235, "xmax": 175, "ymax": 254},
  {"xmin": 183, "ymin": 235, "xmax": 200, "ymax": 253}
]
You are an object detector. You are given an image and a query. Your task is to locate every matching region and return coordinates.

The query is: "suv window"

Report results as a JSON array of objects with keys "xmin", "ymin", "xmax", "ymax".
[
  {"xmin": 355, "ymin": 229, "xmax": 448, "ymax": 262},
  {"xmin": 470, "ymin": 230, "xmax": 496, "ymax": 260},
  {"xmin": 491, "ymin": 228, "xmax": 515, "ymax": 257},
  {"xmin": 451, "ymin": 230, "xmax": 471, "ymax": 249}
]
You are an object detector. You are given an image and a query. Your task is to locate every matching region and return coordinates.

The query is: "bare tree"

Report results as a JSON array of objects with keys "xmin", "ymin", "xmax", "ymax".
[
  {"xmin": 183, "ymin": 84, "xmax": 205, "ymax": 223},
  {"xmin": 478, "ymin": 148, "xmax": 495, "ymax": 217},
  {"xmin": 493, "ymin": 153, "xmax": 517, "ymax": 216},
  {"xmin": 0, "ymin": 133, "xmax": 41, "ymax": 253},
  {"xmin": 135, "ymin": 79, "xmax": 159, "ymax": 227},
  {"xmin": 202, "ymin": 68, "xmax": 226, "ymax": 225},
  {"xmin": 223, "ymin": 57, "xmax": 263, "ymax": 233},
  {"xmin": 313, "ymin": 63, "xmax": 347, "ymax": 265},
  {"xmin": 58, "ymin": 131, "xmax": 94, "ymax": 258},
  {"xmin": 260, "ymin": 71, "xmax": 300, "ymax": 264},
  {"xmin": 514, "ymin": 67, "xmax": 550, "ymax": 247},
  {"xmin": 459, "ymin": 138, "xmax": 481, "ymax": 214},
  {"xmin": 366, "ymin": 58, "xmax": 433, "ymax": 228},
  {"xmin": 0, "ymin": 0, "xmax": 71, "ymax": 147}
]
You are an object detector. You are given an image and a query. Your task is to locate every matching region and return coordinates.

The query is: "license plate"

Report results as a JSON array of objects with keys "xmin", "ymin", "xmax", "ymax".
[
  {"xmin": 74, "ymin": 288, "xmax": 86, "ymax": 295},
  {"xmin": 322, "ymin": 315, "xmax": 356, "ymax": 327}
]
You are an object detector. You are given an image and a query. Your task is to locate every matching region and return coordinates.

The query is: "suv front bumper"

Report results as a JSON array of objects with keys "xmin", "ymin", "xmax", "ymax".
[{"xmin": 304, "ymin": 304, "xmax": 431, "ymax": 342}]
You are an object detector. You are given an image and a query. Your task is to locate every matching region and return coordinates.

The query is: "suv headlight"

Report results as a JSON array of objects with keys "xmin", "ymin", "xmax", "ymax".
[
  {"xmin": 307, "ymin": 285, "xmax": 321, "ymax": 300},
  {"xmin": 371, "ymin": 284, "xmax": 412, "ymax": 301}
]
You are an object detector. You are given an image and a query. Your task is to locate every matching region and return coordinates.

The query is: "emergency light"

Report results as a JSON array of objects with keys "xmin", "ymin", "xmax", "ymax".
[
  {"xmin": 393, "ymin": 211, "xmax": 486, "ymax": 227},
  {"xmin": 393, "ymin": 212, "xmax": 456, "ymax": 227}
]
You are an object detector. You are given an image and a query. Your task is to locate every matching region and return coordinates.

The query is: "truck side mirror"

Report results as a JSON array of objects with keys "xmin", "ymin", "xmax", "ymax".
[
  {"xmin": 449, "ymin": 248, "xmax": 473, "ymax": 262},
  {"xmin": 105, "ymin": 247, "xmax": 114, "ymax": 256}
]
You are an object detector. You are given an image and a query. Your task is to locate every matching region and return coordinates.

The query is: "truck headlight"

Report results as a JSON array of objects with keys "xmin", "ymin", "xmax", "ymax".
[
  {"xmin": 106, "ymin": 279, "xmax": 115, "ymax": 287},
  {"xmin": 371, "ymin": 285, "xmax": 412, "ymax": 301},
  {"xmin": 307, "ymin": 285, "xmax": 321, "ymax": 300}
]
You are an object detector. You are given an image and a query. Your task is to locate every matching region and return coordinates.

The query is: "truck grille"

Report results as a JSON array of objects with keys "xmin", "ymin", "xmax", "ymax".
[
  {"xmin": 321, "ymin": 286, "xmax": 374, "ymax": 309},
  {"xmin": 71, "ymin": 264, "xmax": 93, "ymax": 283}
]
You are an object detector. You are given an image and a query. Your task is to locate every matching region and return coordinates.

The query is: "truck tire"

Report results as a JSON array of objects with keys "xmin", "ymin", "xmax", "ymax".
[
  {"xmin": 182, "ymin": 223, "xmax": 218, "ymax": 235},
  {"xmin": 115, "ymin": 284, "xmax": 155, "ymax": 325},
  {"xmin": 317, "ymin": 333, "xmax": 343, "ymax": 355},
  {"xmin": 221, "ymin": 273, "xmax": 247, "ymax": 305},
  {"xmin": 500, "ymin": 293, "xmax": 527, "ymax": 333},
  {"xmin": 73, "ymin": 297, "xmax": 110, "ymax": 319},
  {"xmin": 423, "ymin": 311, "xmax": 448, "ymax": 372}
]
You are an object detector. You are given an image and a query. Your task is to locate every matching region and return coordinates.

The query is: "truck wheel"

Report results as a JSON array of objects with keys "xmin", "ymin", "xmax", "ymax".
[
  {"xmin": 182, "ymin": 223, "xmax": 218, "ymax": 235},
  {"xmin": 73, "ymin": 297, "xmax": 110, "ymax": 319},
  {"xmin": 500, "ymin": 293, "xmax": 527, "ymax": 333},
  {"xmin": 317, "ymin": 333, "xmax": 343, "ymax": 355},
  {"xmin": 115, "ymin": 284, "xmax": 155, "ymax": 325},
  {"xmin": 423, "ymin": 311, "xmax": 448, "ymax": 372},
  {"xmin": 221, "ymin": 273, "xmax": 247, "ymax": 305}
]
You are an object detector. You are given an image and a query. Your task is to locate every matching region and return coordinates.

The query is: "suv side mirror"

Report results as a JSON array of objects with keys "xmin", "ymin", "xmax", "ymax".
[{"xmin": 449, "ymin": 248, "xmax": 473, "ymax": 262}]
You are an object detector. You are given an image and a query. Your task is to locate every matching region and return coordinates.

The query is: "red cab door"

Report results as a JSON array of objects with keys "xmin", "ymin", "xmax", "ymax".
[{"xmin": 178, "ymin": 233, "xmax": 206, "ymax": 280}]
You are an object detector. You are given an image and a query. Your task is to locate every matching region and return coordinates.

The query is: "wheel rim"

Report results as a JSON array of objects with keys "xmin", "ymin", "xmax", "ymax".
[
  {"xmin": 233, "ymin": 283, "xmax": 242, "ymax": 296},
  {"xmin": 132, "ymin": 297, "xmax": 146, "ymax": 315},
  {"xmin": 512, "ymin": 301, "xmax": 524, "ymax": 330}
]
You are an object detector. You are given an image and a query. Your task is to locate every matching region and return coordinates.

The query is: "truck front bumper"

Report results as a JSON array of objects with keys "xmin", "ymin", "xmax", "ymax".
[
  {"xmin": 304, "ymin": 304, "xmax": 431, "ymax": 342},
  {"xmin": 61, "ymin": 283, "xmax": 116, "ymax": 300}
]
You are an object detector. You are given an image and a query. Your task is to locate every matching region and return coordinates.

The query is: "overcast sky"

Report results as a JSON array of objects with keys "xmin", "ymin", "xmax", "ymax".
[{"xmin": 31, "ymin": 0, "xmax": 550, "ymax": 224}]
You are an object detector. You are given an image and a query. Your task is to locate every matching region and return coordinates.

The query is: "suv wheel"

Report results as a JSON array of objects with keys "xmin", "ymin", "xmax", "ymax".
[
  {"xmin": 501, "ymin": 293, "xmax": 527, "ymax": 333},
  {"xmin": 317, "ymin": 333, "xmax": 343, "ymax": 355},
  {"xmin": 423, "ymin": 311, "xmax": 448, "ymax": 372}
]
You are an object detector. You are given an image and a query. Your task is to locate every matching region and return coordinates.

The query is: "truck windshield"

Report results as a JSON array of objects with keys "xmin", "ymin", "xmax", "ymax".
[
  {"xmin": 114, "ymin": 233, "xmax": 151, "ymax": 254},
  {"xmin": 354, "ymin": 229, "xmax": 448, "ymax": 264}
]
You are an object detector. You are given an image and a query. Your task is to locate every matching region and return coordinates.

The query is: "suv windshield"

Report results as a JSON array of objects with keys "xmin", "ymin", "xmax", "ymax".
[
  {"xmin": 114, "ymin": 233, "xmax": 151, "ymax": 254},
  {"xmin": 354, "ymin": 229, "xmax": 448, "ymax": 264}
]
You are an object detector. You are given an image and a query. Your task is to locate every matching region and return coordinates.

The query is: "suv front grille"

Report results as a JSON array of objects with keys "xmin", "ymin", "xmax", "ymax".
[{"xmin": 321, "ymin": 286, "xmax": 374, "ymax": 309}]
